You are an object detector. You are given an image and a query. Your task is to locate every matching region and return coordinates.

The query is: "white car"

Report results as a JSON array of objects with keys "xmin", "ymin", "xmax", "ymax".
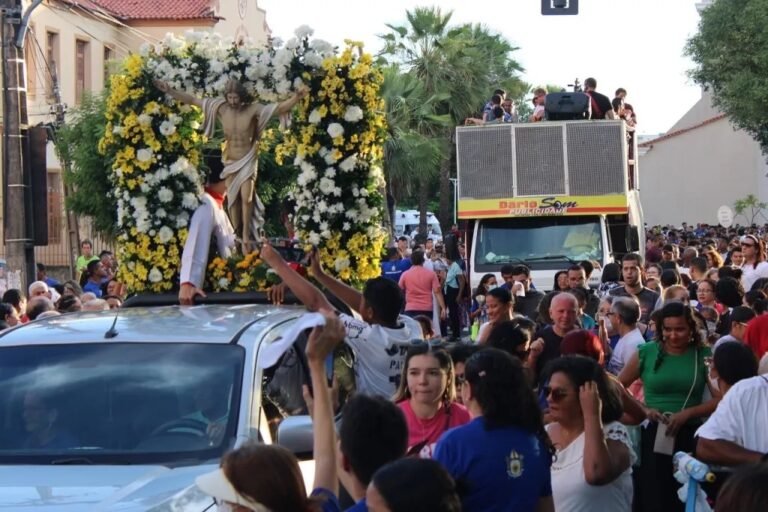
[{"xmin": 0, "ymin": 296, "xmax": 319, "ymax": 511}]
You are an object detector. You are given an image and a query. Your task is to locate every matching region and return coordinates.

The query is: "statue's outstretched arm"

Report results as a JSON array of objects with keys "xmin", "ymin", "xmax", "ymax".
[
  {"xmin": 274, "ymin": 85, "xmax": 309, "ymax": 116},
  {"xmin": 154, "ymin": 79, "xmax": 204, "ymax": 108}
]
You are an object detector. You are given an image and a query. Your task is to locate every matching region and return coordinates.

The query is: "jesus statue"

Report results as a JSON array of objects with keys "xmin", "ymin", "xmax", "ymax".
[{"xmin": 154, "ymin": 79, "xmax": 308, "ymax": 251}]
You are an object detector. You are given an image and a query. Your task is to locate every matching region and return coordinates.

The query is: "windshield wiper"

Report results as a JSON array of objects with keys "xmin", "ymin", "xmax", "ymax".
[
  {"xmin": 488, "ymin": 257, "xmax": 526, "ymax": 264},
  {"xmin": 524, "ymin": 255, "xmax": 577, "ymax": 264},
  {"xmin": 51, "ymin": 457, "xmax": 95, "ymax": 465}
]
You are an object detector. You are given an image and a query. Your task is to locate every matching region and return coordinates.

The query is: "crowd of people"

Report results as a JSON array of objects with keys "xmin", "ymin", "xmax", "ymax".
[
  {"xmin": 193, "ymin": 223, "xmax": 768, "ymax": 512},
  {"xmin": 0, "ymin": 239, "xmax": 126, "ymax": 329}
]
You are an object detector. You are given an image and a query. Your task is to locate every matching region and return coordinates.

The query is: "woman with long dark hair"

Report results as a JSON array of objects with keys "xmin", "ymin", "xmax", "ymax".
[
  {"xmin": 618, "ymin": 302, "xmax": 717, "ymax": 512},
  {"xmin": 553, "ymin": 270, "xmax": 569, "ymax": 292},
  {"xmin": 393, "ymin": 344, "xmax": 470, "ymax": 458},
  {"xmin": 476, "ymin": 287, "xmax": 514, "ymax": 343},
  {"xmin": 434, "ymin": 348, "xmax": 554, "ymax": 512},
  {"xmin": 543, "ymin": 356, "xmax": 635, "ymax": 512},
  {"xmin": 470, "ymin": 273, "xmax": 498, "ymax": 334}
]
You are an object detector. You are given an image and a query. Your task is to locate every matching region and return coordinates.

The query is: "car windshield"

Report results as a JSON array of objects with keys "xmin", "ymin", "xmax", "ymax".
[
  {"xmin": 0, "ymin": 343, "xmax": 244, "ymax": 465},
  {"xmin": 474, "ymin": 216, "xmax": 603, "ymax": 270}
]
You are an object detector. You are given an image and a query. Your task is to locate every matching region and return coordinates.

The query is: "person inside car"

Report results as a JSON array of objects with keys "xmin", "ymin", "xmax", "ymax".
[{"xmin": 22, "ymin": 390, "xmax": 78, "ymax": 450}]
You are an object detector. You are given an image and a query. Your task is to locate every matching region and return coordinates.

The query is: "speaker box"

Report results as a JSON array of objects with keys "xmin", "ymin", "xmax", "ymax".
[
  {"xmin": 27, "ymin": 126, "xmax": 49, "ymax": 246},
  {"xmin": 545, "ymin": 92, "xmax": 590, "ymax": 121}
]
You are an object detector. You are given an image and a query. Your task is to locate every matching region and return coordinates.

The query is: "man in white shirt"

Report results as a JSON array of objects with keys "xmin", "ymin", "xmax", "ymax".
[
  {"xmin": 606, "ymin": 297, "xmax": 644, "ymax": 376},
  {"xmin": 260, "ymin": 240, "xmax": 423, "ymax": 397},
  {"xmin": 179, "ymin": 150, "xmax": 236, "ymax": 305},
  {"xmin": 696, "ymin": 342, "xmax": 767, "ymax": 466}
]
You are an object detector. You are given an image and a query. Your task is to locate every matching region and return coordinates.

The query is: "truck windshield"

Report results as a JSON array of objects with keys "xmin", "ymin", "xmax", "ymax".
[
  {"xmin": 0, "ymin": 343, "xmax": 244, "ymax": 465},
  {"xmin": 474, "ymin": 216, "xmax": 603, "ymax": 270}
]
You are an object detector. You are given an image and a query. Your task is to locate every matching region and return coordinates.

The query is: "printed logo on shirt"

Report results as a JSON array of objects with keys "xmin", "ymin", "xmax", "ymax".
[{"xmin": 506, "ymin": 450, "xmax": 524, "ymax": 478}]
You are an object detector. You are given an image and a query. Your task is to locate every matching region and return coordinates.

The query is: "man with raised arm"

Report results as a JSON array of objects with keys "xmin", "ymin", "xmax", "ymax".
[
  {"xmin": 154, "ymin": 79, "xmax": 308, "ymax": 251},
  {"xmin": 260, "ymin": 239, "xmax": 423, "ymax": 397}
]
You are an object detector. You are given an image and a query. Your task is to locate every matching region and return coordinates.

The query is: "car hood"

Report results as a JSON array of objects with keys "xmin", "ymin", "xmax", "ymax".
[{"xmin": 0, "ymin": 464, "xmax": 217, "ymax": 511}]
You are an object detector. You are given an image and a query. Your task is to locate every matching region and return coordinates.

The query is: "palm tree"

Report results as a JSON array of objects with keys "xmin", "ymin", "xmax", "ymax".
[
  {"xmin": 380, "ymin": 65, "xmax": 450, "ymax": 231},
  {"xmin": 380, "ymin": 7, "xmax": 525, "ymax": 231}
]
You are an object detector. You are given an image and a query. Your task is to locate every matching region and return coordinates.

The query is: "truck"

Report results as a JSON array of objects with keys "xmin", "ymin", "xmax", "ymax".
[{"xmin": 456, "ymin": 118, "xmax": 644, "ymax": 292}]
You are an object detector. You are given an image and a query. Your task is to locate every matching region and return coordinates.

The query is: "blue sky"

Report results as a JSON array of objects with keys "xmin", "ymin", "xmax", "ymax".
[{"xmin": 259, "ymin": 0, "xmax": 704, "ymax": 135}]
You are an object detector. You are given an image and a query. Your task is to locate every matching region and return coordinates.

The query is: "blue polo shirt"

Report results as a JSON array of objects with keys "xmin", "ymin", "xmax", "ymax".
[
  {"xmin": 380, "ymin": 259, "xmax": 411, "ymax": 283},
  {"xmin": 434, "ymin": 417, "xmax": 552, "ymax": 512}
]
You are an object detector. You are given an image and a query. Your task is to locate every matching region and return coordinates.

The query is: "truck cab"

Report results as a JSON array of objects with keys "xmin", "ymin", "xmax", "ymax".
[{"xmin": 457, "ymin": 119, "xmax": 644, "ymax": 291}]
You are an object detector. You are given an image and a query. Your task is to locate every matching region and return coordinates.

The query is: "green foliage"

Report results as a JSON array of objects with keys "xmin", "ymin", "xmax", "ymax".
[
  {"xmin": 54, "ymin": 91, "xmax": 118, "ymax": 239},
  {"xmin": 380, "ymin": 6, "xmax": 525, "ymax": 228},
  {"xmin": 733, "ymin": 194, "xmax": 768, "ymax": 225},
  {"xmin": 686, "ymin": 0, "xmax": 768, "ymax": 152}
]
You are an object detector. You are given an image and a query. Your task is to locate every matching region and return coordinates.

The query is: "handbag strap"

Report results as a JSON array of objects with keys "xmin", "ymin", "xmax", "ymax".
[{"xmin": 680, "ymin": 347, "xmax": 699, "ymax": 412}]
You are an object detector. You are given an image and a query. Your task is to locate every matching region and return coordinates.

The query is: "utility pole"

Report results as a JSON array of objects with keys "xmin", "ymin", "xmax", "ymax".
[{"xmin": 1, "ymin": 0, "xmax": 35, "ymax": 289}]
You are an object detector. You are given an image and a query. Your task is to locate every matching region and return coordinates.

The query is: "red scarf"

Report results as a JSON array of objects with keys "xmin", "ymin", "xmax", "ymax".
[{"xmin": 205, "ymin": 187, "xmax": 225, "ymax": 208}]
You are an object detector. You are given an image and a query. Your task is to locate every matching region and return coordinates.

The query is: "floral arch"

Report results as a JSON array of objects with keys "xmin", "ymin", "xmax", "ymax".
[{"xmin": 99, "ymin": 27, "xmax": 388, "ymax": 293}]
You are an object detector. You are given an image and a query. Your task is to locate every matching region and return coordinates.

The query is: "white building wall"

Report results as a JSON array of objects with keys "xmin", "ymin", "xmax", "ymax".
[{"xmin": 639, "ymin": 117, "xmax": 764, "ymax": 226}]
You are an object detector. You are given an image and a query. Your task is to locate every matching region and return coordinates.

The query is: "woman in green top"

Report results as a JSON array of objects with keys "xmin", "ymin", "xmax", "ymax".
[{"xmin": 619, "ymin": 302, "xmax": 717, "ymax": 512}]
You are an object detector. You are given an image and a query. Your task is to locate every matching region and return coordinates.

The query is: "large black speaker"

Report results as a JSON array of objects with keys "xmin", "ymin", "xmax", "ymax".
[
  {"xmin": 27, "ymin": 126, "xmax": 48, "ymax": 246},
  {"xmin": 545, "ymin": 92, "xmax": 590, "ymax": 121}
]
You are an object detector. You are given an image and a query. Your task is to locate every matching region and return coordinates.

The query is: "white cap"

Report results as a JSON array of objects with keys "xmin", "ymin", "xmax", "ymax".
[{"xmin": 195, "ymin": 468, "xmax": 269, "ymax": 511}]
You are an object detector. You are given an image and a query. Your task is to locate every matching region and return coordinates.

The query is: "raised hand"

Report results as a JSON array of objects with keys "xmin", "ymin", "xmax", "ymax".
[{"xmin": 579, "ymin": 381, "xmax": 602, "ymax": 420}]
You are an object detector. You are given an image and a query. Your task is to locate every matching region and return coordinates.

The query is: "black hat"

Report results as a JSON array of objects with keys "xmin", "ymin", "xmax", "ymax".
[{"xmin": 203, "ymin": 148, "xmax": 225, "ymax": 184}]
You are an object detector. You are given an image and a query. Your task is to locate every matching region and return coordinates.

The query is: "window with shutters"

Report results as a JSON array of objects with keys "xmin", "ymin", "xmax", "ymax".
[
  {"xmin": 45, "ymin": 31, "xmax": 60, "ymax": 100},
  {"xmin": 75, "ymin": 39, "xmax": 91, "ymax": 103},
  {"xmin": 103, "ymin": 46, "xmax": 114, "ymax": 87}
]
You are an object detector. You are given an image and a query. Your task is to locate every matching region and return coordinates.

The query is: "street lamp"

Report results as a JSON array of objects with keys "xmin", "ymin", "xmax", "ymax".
[{"xmin": 449, "ymin": 178, "xmax": 458, "ymax": 225}]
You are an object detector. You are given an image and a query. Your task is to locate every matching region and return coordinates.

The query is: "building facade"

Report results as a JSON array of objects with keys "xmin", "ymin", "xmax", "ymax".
[
  {"xmin": 638, "ymin": 91, "xmax": 768, "ymax": 227},
  {"xmin": 0, "ymin": 0, "xmax": 269, "ymax": 277}
]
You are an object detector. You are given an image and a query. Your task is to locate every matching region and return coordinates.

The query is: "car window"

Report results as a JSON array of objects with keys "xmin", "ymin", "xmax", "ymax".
[
  {"xmin": 260, "ymin": 324, "xmax": 354, "ymax": 441},
  {"xmin": 0, "ymin": 343, "xmax": 244, "ymax": 465}
]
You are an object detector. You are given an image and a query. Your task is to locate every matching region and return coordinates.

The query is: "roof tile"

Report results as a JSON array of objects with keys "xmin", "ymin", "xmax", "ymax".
[{"xmin": 78, "ymin": 0, "xmax": 216, "ymax": 21}]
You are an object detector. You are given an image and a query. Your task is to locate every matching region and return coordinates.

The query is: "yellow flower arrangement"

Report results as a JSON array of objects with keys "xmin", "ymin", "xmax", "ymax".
[{"xmin": 100, "ymin": 31, "xmax": 386, "ymax": 293}]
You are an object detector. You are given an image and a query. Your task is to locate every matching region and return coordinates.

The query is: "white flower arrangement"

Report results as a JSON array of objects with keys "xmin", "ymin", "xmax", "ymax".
[
  {"xmin": 136, "ymin": 148, "xmax": 153, "ymax": 162},
  {"xmin": 327, "ymin": 123, "xmax": 345, "ymax": 138},
  {"xmin": 149, "ymin": 267, "xmax": 163, "ymax": 283},
  {"xmin": 343, "ymin": 105, "xmax": 364, "ymax": 123}
]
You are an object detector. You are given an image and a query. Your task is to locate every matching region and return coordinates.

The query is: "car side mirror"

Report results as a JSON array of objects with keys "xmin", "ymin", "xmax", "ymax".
[{"xmin": 277, "ymin": 415, "xmax": 314, "ymax": 459}]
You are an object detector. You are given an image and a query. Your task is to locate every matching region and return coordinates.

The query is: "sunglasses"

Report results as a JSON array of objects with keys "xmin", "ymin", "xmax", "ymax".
[{"xmin": 542, "ymin": 386, "xmax": 569, "ymax": 402}]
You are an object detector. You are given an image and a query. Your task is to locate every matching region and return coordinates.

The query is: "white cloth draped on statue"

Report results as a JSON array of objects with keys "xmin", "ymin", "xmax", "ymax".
[{"xmin": 201, "ymin": 98, "xmax": 279, "ymax": 241}]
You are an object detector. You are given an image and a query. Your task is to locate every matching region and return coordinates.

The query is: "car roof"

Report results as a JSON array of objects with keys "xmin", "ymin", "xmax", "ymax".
[{"xmin": 0, "ymin": 304, "xmax": 306, "ymax": 346}]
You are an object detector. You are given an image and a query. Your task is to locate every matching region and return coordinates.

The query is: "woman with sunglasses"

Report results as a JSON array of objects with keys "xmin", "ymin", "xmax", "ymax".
[
  {"xmin": 543, "ymin": 355, "xmax": 634, "ymax": 512},
  {"xmin": 393, "ymin": 344, "xmax": 470, "ymax": 459},
  {"xmin": 739, "ymin": 234, "xmax": 768, "ymax": 291},
  {"xmin": 434, "ymin": 348, "xmax": 554, "ymax": 512}
]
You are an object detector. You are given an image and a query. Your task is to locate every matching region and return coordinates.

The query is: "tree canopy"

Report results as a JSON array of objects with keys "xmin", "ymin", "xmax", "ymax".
[{"xmin": 686, "ymin": 0, "xmax": 768, "ymax": 152}]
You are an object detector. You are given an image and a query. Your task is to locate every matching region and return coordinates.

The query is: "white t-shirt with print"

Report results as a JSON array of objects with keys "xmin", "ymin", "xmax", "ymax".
[
  {"xmin": 696, "ymin": 375, "xmax": 768, "ymax": 453},
  {"xmin": 340, "ymin": 313, "xmax": 423, "ymax": 397}
]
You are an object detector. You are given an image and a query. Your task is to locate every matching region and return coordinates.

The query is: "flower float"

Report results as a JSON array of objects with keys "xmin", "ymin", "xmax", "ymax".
[{"xmin": 99, "ymin": 28, "xmax": 387, "ymax": 293}]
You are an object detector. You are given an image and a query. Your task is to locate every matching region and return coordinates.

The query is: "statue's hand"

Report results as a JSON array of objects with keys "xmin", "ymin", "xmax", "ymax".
[
  {"xmin": 295, "ymin": 84, "xmax": 310, "ymax": 99},
  {"xmin": 153, "ymin": 79, "xmax": 170, "ymax": 93}
]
